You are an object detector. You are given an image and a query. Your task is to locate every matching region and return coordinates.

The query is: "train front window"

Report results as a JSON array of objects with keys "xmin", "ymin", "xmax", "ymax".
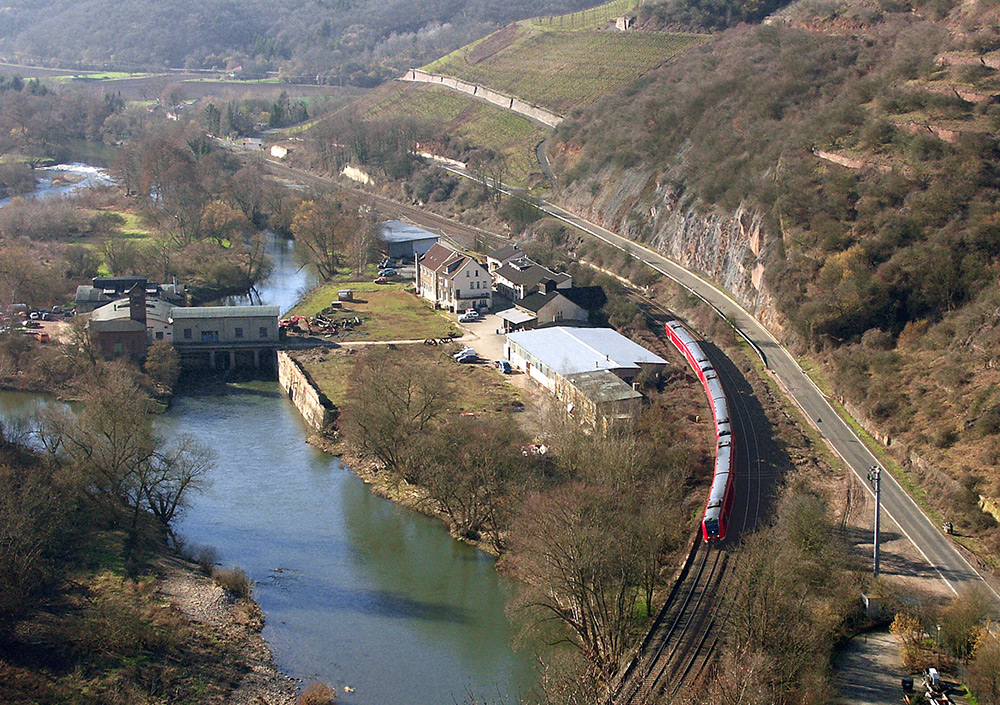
[{"xmin": 704, "ymin": 518, "xmax": 719, "ymax": 537}]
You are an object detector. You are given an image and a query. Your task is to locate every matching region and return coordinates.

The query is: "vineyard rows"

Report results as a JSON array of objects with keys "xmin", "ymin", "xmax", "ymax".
[
  {"xmin": 426, "ymin": 31, "xmax": 705, "ymax": 114},
  {"xmin": 530, "ymin": 0, "xmax": 640, "ymax": 31},
  {"xmin": 359, "ymin": 83, "xmax": 546, "ymax": 184}
]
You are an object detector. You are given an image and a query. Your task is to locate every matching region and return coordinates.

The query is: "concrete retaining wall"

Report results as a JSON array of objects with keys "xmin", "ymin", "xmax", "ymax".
[
  {"xmin": 277, "ymin": 351, "xmax": 336, "ymax": 432},
  {"xmin": 402, "ymin": 69, "xmax": 563, "ymax": 128}
]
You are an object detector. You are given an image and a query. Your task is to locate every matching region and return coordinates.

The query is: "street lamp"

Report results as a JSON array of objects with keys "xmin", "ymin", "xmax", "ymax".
[
  {"xmin": 936, "ymin": 624, "xmax": 941, "ymax": 669},
  {"xmin": 867, "ymin": 465, "xmax": 882, "ymax": 578}
]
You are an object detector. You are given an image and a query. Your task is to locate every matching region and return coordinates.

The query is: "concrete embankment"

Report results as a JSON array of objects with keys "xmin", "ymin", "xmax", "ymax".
[
  {"xmin": 277, "ymin": 351, "xmax": 336, "ymax": 432},
  {"xmin": 401, "ymin": 68, "xmax": 563, "ymax": 128}
]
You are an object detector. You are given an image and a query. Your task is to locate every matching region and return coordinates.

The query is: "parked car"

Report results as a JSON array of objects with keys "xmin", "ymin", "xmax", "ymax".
[
  {"xmin": 495, "ymin": 360, "xmax": 512, "ymax": 374},
  {"xmin": 28, "ymin": 311, "xmax": 40, "ymax": 320},
  {"xmin": 454, "ymin": 347, "xmax": 477, "ymax": 361},
  {"xmin": 457, "ymin": 353, "xmax": 479, "ymax": 363},
  {"xmin": 378, "ymin": 268, "xmax": 398, "ymax": 277},
  {"xmin": 23, "ymin": 320, "xmax": 41, "ymax": 329},
  {"xmin": 458, "ymin": 311, "xmax": 480, "ymax": 323},
  {"xmin": 373, "ymin": 276, "xmax": 389, "ymax": 284}
]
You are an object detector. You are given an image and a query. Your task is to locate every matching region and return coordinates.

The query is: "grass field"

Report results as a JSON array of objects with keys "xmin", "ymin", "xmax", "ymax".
[
  {"xmin": 356, "ymin": 82, "xmax": 548, "ymax": 184},
  {"xmin": 424, "ymin": 28, "xmax": 706, "ymax": 114},
  {"xmin": 288, "ymin": 280, "xmax": 458, "ymax": 342},
  {"xmin": 297, "ymin": 343, "xmax": 520, "ymax": 412}
]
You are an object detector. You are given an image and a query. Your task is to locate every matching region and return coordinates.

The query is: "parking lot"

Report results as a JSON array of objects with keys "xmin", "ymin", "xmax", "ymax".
[{"xmin": 455, "ymin": 312, "xmax": 507, "ymax": 363}]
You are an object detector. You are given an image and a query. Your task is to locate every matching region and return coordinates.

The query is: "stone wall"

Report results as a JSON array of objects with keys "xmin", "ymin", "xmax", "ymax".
[
  {"xmin": 402, "ymin": 69, "xmax": 563, "ymax": 128},
  {"xmin": 277, "ymin": 351, "xmax": 336, "ymax": 432}
]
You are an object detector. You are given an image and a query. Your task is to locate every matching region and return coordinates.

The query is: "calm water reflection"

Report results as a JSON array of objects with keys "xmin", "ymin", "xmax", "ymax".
[{"xmin": 163, "ymin": 385, "xmax": 536, "ymax": 705}]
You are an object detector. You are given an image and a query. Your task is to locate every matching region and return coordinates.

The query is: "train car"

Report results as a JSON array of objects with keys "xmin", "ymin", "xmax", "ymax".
[{"xmin": 665, "ymin": 320, "xmax": 737, "ymax": 542}]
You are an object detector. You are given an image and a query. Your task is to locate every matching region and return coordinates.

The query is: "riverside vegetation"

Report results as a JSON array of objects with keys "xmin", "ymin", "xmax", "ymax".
[
  {"xmin": 284, "ymin": 0, "xmax": 1000, "ymax": 700},
  {"xmin": 0, "ymin": 362, "xmax": 289, "ymax": 704},
  {"xmin": 6, "ymin": 0, "xmax": 1000, "ymax": 701}
]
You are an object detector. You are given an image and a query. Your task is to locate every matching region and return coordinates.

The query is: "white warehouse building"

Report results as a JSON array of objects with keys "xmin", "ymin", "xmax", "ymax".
[{"xmin": 504, "ymin": 327, "xmax": 668, "ymax": 425}]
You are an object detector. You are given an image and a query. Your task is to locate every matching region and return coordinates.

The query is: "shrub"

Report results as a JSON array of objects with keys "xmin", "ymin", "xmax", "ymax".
[
  {"xmin": 299, "ymin": 681, "xmax": 337, "ymax": 705},
  {"xmin": 185, "ymin": 544, "xmax": 219, "ymax": 574},
  {"xmin": 212, "ymin": 567, "xmax": 253, "ymax": 598}
]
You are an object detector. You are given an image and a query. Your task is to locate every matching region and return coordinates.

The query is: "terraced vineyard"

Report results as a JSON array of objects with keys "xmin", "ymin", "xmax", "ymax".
[
  {"xmin": 357, "ymin": 82, "xmax": 548, "ymax": 184},
  {"xmin": 530, "ymin": 0, "xmax": 640, "ymax": 31},
  {"xmin": 424, "ymin": 29, "xmax": 706, "ymax": 114}
]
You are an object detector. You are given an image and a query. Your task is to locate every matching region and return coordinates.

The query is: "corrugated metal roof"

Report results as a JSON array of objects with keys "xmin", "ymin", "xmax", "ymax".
[
  {"xmin": 506, "ymin": 326, "xmax": 666, "ymax": 376},
  {"xmin": 379, "ymin": 220, "xmax": 440, "ymax": 244},
  {"xmin": 170, "ymin": 305, "xmax": 280, "ymax": 319}
]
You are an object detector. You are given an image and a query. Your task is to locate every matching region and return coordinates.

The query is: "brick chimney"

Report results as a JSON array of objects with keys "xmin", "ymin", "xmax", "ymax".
[{"xmin": 128, "ymin": 284, "xmax": 146, "ymax": 324}]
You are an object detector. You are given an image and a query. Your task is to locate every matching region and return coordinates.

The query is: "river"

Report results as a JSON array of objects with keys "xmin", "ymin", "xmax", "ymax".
[
  {"xmin": 0, "ymin": 162, "xmax": 116, "ymax": 208},
  {"xmin": 0, "ymin": 179, "xmax": 538, "ymax": 703}
]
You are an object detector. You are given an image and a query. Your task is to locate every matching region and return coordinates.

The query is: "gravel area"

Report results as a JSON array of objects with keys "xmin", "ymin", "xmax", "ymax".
[{"xmin": 157, "ymin": 555, "xmax": 299, "ymax": 705}]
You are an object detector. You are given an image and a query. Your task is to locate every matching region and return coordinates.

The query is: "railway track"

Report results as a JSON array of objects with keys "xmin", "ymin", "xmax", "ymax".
[
  {"xmin": 607, "ymin": 299, "xmax": 769, "ymax": 704},
  {"xmin": 257, "ymin": 153, "xmax": 778, "ymax": 699},
  {"xmin": 261, "ymin": 159, "xmax": 511, "ymax": 253}
]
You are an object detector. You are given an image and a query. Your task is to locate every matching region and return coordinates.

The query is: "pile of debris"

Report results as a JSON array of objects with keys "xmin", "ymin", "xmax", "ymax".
[{"xmin": 279, "ymin": 308, "xmax": 366, "ymax": 338}]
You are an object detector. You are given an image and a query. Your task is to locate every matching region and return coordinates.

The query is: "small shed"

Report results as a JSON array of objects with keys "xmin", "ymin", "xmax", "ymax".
[
  {"xmin": 379, "ymin": 220, "xmax": 440, "ymax": 261},
  {"xmin": 337, "ymin": 289, "xmax": 353, "ymax": 302}
]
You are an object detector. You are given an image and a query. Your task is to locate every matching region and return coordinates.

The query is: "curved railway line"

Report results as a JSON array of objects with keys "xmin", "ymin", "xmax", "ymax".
[
  {"xmin": 251, "ymin": 154, "xmax": 995, "ymax": 699},
  {"xmin": 609, "ymin": 298, "xmax": 774, "ymax": 703}
]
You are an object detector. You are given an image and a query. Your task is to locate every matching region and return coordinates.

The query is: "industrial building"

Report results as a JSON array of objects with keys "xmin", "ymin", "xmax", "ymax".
[
  {"xmin": 378, "ymin": 220, "xmax": 440, "ymax": 261},
  {"xmin": 504, "ymin": 326, "xmax": 667, "ymax": 425}
]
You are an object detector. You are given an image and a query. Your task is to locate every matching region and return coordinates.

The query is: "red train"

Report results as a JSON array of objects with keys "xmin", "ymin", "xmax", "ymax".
[{"xmin": 665, "ymin": 321, "xmax": 736, "ymax": 542}]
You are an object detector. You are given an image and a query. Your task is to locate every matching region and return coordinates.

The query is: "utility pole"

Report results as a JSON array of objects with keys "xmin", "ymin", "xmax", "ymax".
[{"xmin": 867, "ymin": 466, "xmax": 882, "ymax": 577}]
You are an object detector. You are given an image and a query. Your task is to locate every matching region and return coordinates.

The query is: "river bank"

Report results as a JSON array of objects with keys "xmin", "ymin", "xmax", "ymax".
[{"xmin": 157, "ymin": 553, "xmax": 300, "ymax": 705}]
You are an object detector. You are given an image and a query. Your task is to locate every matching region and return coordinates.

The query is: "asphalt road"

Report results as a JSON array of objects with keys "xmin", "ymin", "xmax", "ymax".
[
  {"xmin": 537, "ymin": 199, "xmax": 992, "ymax": 599},
  {"xmin": 258, "ymin": 154, "xmax": 991, "ymax": 599}
]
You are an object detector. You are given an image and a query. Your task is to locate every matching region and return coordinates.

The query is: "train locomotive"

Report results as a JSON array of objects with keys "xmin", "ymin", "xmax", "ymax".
[{"xmin": 664, "ymin": 321, "xmax": 736, "ymax": 542}]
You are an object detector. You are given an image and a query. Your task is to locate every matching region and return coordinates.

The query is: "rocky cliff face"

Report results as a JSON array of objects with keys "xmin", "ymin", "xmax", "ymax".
[{"xmin": 556, "ymin": 165, "xmax": 786, "ymax": 332}]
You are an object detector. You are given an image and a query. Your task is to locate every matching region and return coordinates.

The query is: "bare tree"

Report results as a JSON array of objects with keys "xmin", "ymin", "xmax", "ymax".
[
  {"xmin": 505, "ymin": 482, "xmax": 646, "ymax": 681},
  {"xmin": 342, "ymin": 348, "xmax": 451, "ymax": 475},
  {"xmin": 291, "ymin": 195, "xmax": 365, "ymax": 280},
  {"xmin": 969, "ymin": 630, "xmax": 1000, "ymax": 705},
  {"xmin": 38, "ymin": 364, "xmax": 212, "ymax": 561},
  {"xmin": 141, "ymin": 435, "xmax": 213, "ymax": 530},
  {"xmin": 417, "ymin": 416, "xmax": 529, "ymax": 551}
]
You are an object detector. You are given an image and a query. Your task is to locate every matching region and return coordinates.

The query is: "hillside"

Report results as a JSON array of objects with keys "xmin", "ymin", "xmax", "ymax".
[
  {"xmin": 0, "ymin": 0, "xmax": 608, "ymax": 84},
  {"xmin": 307, "ymin": 0, "xmax": 1000, "ymax": 558},
  {"xmin": 424, "ymin": 13, "xmax": 706, "ymax": 114},
  {"xmin": 305, "ymin": 0, "xmax": 713, "ymax": 187},
  {"xmin": 548, "ymin": 0, "xmax": 1000, "ymax": 551}
]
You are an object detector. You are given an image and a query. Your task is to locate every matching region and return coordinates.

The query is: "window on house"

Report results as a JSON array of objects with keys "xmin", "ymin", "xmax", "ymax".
[
  {"xmin": 114, "ymin": 342, "xmax": 123, "ymax": 354},
  {"xmin": 259, "ymin": 326, "xmax": 268, "ymax": 338},
  {"xmin": 183, "ymin": 328, "xmax": 192, "ymax": 339},
  {"xmin": 235, "ymin": 326, "xmax": 244, "ymax": 339},
  {"xmin": 155, "ymin": 331, "xmax": 164, "ymax": 340},
  {"xmin": 201, "ymin": 330, "xmax": 219, "ymax": 343}
]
